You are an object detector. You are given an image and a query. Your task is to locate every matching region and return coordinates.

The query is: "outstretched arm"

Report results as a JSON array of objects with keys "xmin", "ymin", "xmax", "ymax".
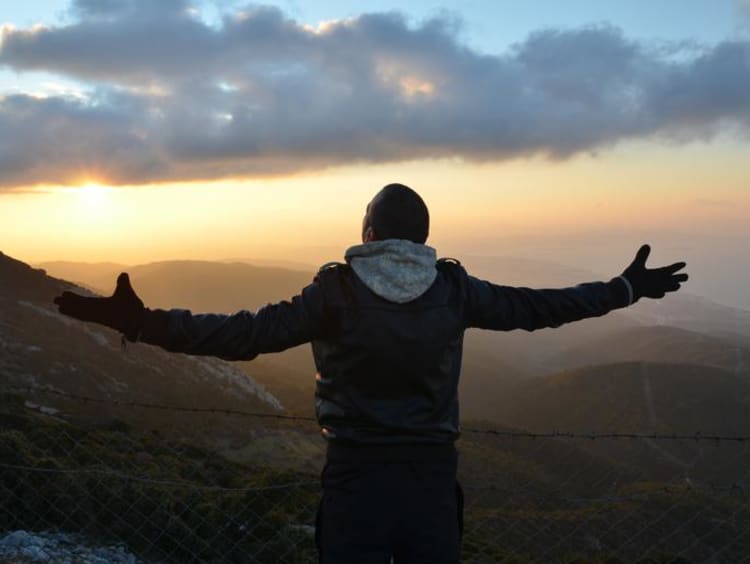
[
  {"xmin": 465, "ymin": 244, "xmax": 688, "ymax": 331},
  {"xmin": 54, "ymin": 273, "xmax": 326, "ymax": 361}
]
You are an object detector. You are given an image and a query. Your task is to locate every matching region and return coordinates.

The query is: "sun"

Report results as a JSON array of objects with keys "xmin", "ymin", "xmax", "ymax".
[
  {"xmin": 71, "ymin": 182, "xmax": 117, "ymax": 221},
  {"xmin": 76, "ymin": 182, "xmax": 110, "ymax": 208}
]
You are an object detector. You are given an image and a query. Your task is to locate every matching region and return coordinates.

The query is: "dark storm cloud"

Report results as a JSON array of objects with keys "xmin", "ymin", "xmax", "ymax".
[{"xmin": 0, "ymin": 1, "xmax": 748, "ymax": 188}]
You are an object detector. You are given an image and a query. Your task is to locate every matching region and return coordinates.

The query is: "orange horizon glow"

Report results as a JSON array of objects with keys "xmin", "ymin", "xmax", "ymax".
[{"xmin": 1, "ymin": 138, "xmax": 748, "ymax": 268}]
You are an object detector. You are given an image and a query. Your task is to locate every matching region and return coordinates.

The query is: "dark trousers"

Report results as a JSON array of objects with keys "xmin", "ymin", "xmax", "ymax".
[{"xmin": 316, "ymin": 443, "xmax": 463, "ymax": 564}]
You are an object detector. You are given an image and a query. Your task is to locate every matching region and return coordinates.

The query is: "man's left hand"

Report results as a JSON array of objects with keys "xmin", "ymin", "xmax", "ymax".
[{"xmin": 621, "ymin": 244, "xmax": 688, "ymax": 302}]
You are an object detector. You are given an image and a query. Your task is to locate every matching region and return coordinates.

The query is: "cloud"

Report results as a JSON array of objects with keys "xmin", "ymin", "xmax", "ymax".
[{"xmin": 0, "ymin": 1, "xmax": 749, "ymax": 188}]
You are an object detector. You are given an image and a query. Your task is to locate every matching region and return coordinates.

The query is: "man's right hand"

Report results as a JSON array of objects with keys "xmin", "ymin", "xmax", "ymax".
[
  {"xmin": 54, "ymin": 273, "xmax": 146, "ymax": 342},
  {"xmin": 621, "ymin": 244, "xmax": 689, "ymax": 302}
]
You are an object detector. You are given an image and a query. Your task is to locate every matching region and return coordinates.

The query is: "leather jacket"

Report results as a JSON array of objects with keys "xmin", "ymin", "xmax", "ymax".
[{"xmin": 140, "ymin": 240, "xmax": 629, "ymax": 445}]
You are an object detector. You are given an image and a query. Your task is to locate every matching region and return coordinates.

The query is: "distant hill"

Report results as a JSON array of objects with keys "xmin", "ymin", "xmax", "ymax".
[
  {"xmin": 496, "ymin": 361, "xmax": 750, "ymax": 433},
  {"xmin": 625, "ymin": 293, "xmax": 750, "ymax": 342},
  {"xmin": 555, "ymin": 325, "xmax": 750, "ymax": 376},
  {"xmin": 488, "ymin": 361, "xmax": 750, "ymax": 479},
  {"xmin": 39, "ymin": 259, "xmax": 314, "ymax": 313},
  {"xmin": 35, "ymin": 260, "xmax": 129, "ymax": 294},
  {"xmin": 0, "ymin": 251, "xmax": 282, "ymax": 439}
]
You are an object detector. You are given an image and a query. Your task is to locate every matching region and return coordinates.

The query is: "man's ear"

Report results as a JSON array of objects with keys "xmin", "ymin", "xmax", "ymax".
[{"xmin": 363, "ymin": 226, "xmax": 376, "ymax": 242}]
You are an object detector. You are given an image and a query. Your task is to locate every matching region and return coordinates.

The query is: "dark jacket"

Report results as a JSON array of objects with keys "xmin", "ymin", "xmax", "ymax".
[{"xmin": 140, "ymin": 240, "xmax": 629, "ymax": 445}]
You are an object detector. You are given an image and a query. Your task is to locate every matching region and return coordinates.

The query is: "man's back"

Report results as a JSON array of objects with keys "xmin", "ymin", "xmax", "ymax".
[{"xmin": 312, "ymin": 246, "xmax": 465, "ymax": 444}]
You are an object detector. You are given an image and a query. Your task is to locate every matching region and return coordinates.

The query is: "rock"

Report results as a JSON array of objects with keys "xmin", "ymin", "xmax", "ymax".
[
  {"xmin": 0, "ymin": 530, "xmax": 34, "ymax": 547},
  {"xmin": 0, "ymin": 530, "xmax": 142, "ymax": 563}
]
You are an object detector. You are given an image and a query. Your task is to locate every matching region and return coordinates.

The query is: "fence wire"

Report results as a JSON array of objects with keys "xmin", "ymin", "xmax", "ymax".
[{"xmin": 2, "ymin": 386, "xmax": 750, "ymax": 563}]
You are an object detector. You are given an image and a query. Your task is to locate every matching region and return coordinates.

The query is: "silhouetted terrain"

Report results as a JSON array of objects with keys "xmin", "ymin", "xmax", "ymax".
[{"xmin": 34, "ymin": 260, "xmax": 129, "ymax": 294}]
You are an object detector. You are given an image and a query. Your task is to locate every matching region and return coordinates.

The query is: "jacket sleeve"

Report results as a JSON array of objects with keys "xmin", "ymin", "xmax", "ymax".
[
  {"xmin": 464, "ymin": 274, "xmax": 631, "ymax": 331},
  {"xmin": 138, "ymin": 281, "xmax": 326, "ymax": 361}
]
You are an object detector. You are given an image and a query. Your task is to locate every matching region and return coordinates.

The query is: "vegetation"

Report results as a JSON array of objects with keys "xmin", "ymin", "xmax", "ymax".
[
  {"xmin": 4, "ymin": 392, "xmax": 750, "ymax": 562},
  {"xmin": 0, "ymin": 396, "xmax": 319, "ymax": 563}
]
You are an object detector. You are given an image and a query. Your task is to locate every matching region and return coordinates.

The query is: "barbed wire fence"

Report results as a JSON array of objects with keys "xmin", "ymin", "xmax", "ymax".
[{"xmin": 2, "ymin": 386, "xmax": 750, "ymax": 563}]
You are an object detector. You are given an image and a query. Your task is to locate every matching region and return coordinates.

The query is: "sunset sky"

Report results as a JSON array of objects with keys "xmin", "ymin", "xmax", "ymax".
[{"xmin": 1, "ymin": 1, "xmax": 749, "ymax": 308}]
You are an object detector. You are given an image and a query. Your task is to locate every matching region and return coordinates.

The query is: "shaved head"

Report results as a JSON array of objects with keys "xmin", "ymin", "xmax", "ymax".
[{"xmin": 363, "ymin": 183, "xmax": 430, "ymax": 244}]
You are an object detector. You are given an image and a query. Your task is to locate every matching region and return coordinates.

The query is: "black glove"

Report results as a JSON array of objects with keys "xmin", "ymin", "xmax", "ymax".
[
  {"xmin": 621, "ymin": 244, "xmax": 688, "ymax": 302},
  {"xmin": 54, "ymin": 273, "xmax": 146, "ymax": 341}
]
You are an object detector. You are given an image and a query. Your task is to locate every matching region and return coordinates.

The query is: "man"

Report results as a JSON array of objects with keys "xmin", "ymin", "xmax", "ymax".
[{"xmin": 54, "ymin": 183, "xmax": 688, "ymax": 563}]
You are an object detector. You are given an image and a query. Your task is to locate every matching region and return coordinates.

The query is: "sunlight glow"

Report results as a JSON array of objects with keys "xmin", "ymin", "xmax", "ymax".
[
  {"xmin": 375, "ymin": 59, "xmax": 437, "ymax": 99},
  {"xmin": 76, "ymin": 183, "xmax": 111, "ymax": 210},
  {"xmin": 400, "ymin": 77, "xmax": 436, "ymax": 97},
  {"xmin": 1, "ymin": 141, "xmax": 748, "ymax": 279}
]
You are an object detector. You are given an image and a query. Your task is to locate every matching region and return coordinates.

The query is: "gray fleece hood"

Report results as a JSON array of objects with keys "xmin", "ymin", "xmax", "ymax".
[{"xmin": 345, "ymin": 239, "xmax": 438, "ymax": 304}]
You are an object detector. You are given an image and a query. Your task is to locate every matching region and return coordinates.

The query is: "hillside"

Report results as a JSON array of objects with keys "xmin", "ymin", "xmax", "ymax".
[
  {"xmin": 555, "ymin": 325, "xmax": 750, "ymax": 376},
  {"xmin": 39, "ymin": 259, "xmax": 315, "ymax": 313},
  {"xmin": 0, "ymin": 395, "xmax": 319, "ymax": 563},
  {"xmin": 625, "ymin": 292, "xmax": 750, "ymax": 341},
  {"xmin": 33, "ymin": 260, "xmax": 129, "ymax": 294},
  {"xmin": 489, "ymin": 361, "xmax": 750, "ymax": 480},
  {"xmin": 0, "ymin": 251, "xmax": 282, "ymax": 440},
  {"xmin": 496, "ymin": 361, "xmax": 750, "ymax": 433},
  {"xmin": 7, "ymin": 390, "xmax": 748, "ymax": 563}
]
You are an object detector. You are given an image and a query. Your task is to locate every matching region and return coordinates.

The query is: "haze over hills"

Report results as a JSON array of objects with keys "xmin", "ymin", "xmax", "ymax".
[
  {"xmin": 38, "ymin": 259, "xmax": 314, "ymax": 313},
  {"xmin": 34, "ymin": 261, "xmax": 129, "ymax": 294}
]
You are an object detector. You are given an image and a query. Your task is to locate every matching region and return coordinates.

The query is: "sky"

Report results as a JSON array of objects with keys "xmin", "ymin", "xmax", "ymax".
[{"xmin": 1, "ymin": 1, "xmax": 749, "ymax": 308}]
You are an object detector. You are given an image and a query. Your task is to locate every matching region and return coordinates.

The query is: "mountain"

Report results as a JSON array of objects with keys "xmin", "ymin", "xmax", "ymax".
[
  {"xmin": 625, "ymin": 293, "xmax": 750, "ymax": 342},
  {"xmin": 555, "ymin": 325, "xmax": 750, "ymax": 376},
  {"xmin": 495, "ymin": 361, "xmax": 750, "ymax": 433},
  {"xmin": 0, "ymin": 251, "xmax": 282, "ymax": 439},
  {"xmin": 34, "ymin": 260, "xmax": 128, "ymax": 294},
  {"xmin": 487, "ymin": 361, "xmax": 750, "ymax": 479},
  {"xmin": 38, "ymin": 259, "xmax": 314, "ymax": 313}
]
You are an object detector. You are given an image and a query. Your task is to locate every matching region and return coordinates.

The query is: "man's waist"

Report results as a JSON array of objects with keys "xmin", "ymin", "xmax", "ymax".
[{"xmin": 326, "ymin": 440, "xmax": 457, "ymax": 462}]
